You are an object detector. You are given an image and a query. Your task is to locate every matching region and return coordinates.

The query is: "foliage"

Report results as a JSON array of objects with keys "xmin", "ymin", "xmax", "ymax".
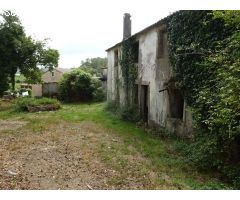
[
  {"xmin": 105, "ymin": 101, "xmax": 119, "ymax": 113},
  {"xmin": 119, "ymin": 37, "xmax": 138, "ymax": 105},
  {"xmin": 80, "ymin": 57, "xmax": 107, "ymax": 76},
  {"xmin": 92, "ymin": 78, "xmax": 106, "ymax": 102},
  {"xmin": 0, "ymin": 10, "xmax": 59, "ymax": 91},
  {"xmin": 105, "ymin": 101, "xmax": 140, "ymax": 123},
  {"xmin": 15, "ymin": 97, "xmax": 61, "ymax": 112},
  {"xmin": 0, "ymin": 74, "xmax": 9, "ymax": 96},
  {"xmin": 166, "ymin": 10, "xmax": 240, "ymax": 185},
  {"xmin": 119, "ymin": 105, "xmax": 140, "ymax": 122},
  {"xmin": 58, "ymin": 69, "xmax": 104, "ymax": 102}
]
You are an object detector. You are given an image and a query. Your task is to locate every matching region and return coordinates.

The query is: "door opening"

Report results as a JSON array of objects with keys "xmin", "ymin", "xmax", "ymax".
[{"xmin": 141, "ymin": 85, "xmax": 149, "ymax": 122}]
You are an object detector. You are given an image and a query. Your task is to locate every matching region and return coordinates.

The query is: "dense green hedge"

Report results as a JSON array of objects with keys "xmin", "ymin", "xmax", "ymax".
[
  {"xmin": 166, "ymin": 10, "xmax": 240, "ymax": 186},
  {"xmin": 58, "ymin": 69, "xmax": 105, "ymax": 102}
]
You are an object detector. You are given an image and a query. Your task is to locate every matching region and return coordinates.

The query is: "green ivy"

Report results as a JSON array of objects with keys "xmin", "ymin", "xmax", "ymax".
[
  {"xmin": 119, "ymin": 37, "xmax": 138, "ymax": 105},
  {"xmin": 166, "ymin": 10, "xmax": 240, "ymax": 186}
]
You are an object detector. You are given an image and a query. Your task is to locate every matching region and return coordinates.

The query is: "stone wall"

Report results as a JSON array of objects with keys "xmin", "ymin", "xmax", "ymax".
[
  {"xmin": 107, "ymin": 24, "xmax": 193, "ymax": 137},
  {"xmin": 42, "ymin": 69, "xmax": 63, "ymax": 83}
]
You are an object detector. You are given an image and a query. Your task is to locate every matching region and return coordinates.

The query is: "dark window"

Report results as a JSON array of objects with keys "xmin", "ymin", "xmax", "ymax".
[
  {"xmin": 168, "ymin": 89, "xmax": 184, "ymax": 119},
  {"xmin": 140, "ymin": 85, "xmax": 149, "ymax": 122},
  {"xmin": 114, "ymin": 49, "xmax": 118, "ymax": 67},
  {"xmin": 157, "ymin": 30, "xmax": 164, "ymax": 58},
  {"xmin": 132, "ymin": 41, "xmax": 139, "ymax": 63},
  {"xmin": 52, "ymin": 71, "xmax": 55, "ymax": 77}
]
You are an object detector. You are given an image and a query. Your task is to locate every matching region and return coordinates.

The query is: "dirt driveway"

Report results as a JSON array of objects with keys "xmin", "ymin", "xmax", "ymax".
[{"xmin": 0, "ymin": 120, "xmax": 157, "ymax": 189}]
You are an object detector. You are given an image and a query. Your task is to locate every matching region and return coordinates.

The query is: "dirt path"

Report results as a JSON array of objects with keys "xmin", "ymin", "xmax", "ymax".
[{"xmin": 0, "ymin": 120, "xmax": 157, "ymax": 189}]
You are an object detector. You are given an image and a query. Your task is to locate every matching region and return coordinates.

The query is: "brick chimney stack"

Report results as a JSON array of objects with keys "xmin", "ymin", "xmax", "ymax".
[{"xmin": 123, "ymin": 13, "xmax": 131, "ymax": 40}]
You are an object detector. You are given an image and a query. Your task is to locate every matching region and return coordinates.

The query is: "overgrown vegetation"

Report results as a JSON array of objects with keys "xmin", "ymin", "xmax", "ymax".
[
  {"xmin": 119, "ymin": 37, "xmax": 138, "ymax": 105},
  {"xmin": 15, "ymin": 97, "xmax": 61, "ymax": 112},
  {"xmin": 166, "ymin": 10, "xmax": 240, "ymax": 186},
  {"xmin": 58, "ymin": 69, "xmax": 105, "ymax": 102},
  {"xmin": 105, "ymin": 101, "xmax": 140, "ymax": 122}
]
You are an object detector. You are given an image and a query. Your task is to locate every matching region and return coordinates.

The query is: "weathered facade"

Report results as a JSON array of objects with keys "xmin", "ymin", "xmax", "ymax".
[
  {"xmin": 106, "ymin": 14, "xmax": 193, "ymax": 137},
  {"xmin": 42, "ymin": 68, "xmax": 70, "ymax": 97}
]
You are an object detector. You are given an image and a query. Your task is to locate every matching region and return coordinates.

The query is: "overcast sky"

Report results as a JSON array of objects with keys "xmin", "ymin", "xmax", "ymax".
[{"xmin": 1, "ymin": 0, "xmax": 239, "ymax": 68}]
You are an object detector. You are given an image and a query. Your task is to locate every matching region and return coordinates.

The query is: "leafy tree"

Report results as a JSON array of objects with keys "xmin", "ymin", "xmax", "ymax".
[
  {"xmin": 58, "ymin": 69, "xmax": 94, "ymax": 102},
  {"xmin": 80, "ymin": 57, "xmax": 107, "ymax": 76},
  {"xmin": 0, "ymin": 10, "xmax": 25, "ymax": 93},
  {"xmin": 0, "ymin": 10, "xmax": 59, "ymax": 93}
]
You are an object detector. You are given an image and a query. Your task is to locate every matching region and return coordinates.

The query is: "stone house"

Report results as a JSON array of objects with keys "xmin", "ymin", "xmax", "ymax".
[
  {"xmin": 106, "ymin": 13, "xmax": 193, "ymax": 137},
  {"xmin": 42, "ymin": 68, "xmax": 70, "ymax": 97},
  {"xmin": 21, "ymin": 68, "xmax": 70, "ymax": 97}
]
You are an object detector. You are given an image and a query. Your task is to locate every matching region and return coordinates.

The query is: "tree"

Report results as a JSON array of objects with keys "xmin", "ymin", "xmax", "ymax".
[
  {"xmin": 80, "ymin": 57, "xmax": 107, "ymax": 76},
  {"xmin": 0, "ymin": 10, "xmax": 25, "ymax": 94},
  {"xmin": 0, "ymin": 10, "xmax": 59, "ymax": 93},
  {"xmin": 58, "ymin": 69, "xmax": 95, "ymax": 102}
]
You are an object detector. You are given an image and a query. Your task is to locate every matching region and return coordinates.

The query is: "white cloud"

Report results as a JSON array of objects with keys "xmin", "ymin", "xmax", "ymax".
[{"xmin": 0, "ymin": 0, "xmax": 239, "ymax": 68}]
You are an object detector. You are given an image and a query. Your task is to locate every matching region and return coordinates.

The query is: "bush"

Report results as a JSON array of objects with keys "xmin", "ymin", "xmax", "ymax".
[
  {"xmin": 92, "ymin": 78, "xmax": 106, "ymax": 102},
  {"xmin": 58, "ymin": 69, "xmax": 105, "ymax": 102},
  {"xmin": 105, "ymin": 101, "xmax": 140, "ymax": 122},
  {"xmin": 105, "ymin": 101, "xmax": 119, "ymax": 113},
  {"xmin": 15, "ymin": 97, "xmax": 61, "ymax": 112},
  {"xmin": 119, "ymin": 105, "xmax": 140, "ymax": 122}
]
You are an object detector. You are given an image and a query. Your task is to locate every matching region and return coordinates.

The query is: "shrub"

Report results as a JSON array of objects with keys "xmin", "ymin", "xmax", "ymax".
[
  {"xmin": 58, "ymin": 69, "xmax": 105, "ymax": 102},
  {"xmin": 105, "ymin": 101, "xmax": 118, "ymax": 113},
  {"xmin": 91, "ymin": 78, "xmax": 106, "ymax": 102},
  {"xmin": 15, "ymin": 97, "xmax": 61, "ymax": 112},
  {"xmin": 105, "ymin": 101, "xmax": 140, "ymax": 122},
  {"xmin": 119, "ymin": 105, "xmax": 140, "ymax": 122}
]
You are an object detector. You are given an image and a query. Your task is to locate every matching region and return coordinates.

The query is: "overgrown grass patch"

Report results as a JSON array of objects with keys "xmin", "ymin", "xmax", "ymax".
[{"xmin": 15, "ymin": 97, "xmax": 61, "ymax": 112}]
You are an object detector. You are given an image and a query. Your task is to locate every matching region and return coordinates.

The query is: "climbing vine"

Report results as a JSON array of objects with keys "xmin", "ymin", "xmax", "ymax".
[
  {"xmin": 166, "ymin": 10, "xmax": 240, "ymax": 186},
  {"xmin": 119, "ymin": 37, "xmax": 138, "ymax": 105}
]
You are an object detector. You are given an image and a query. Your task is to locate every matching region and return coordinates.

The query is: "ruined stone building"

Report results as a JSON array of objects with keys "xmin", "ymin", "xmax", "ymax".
[{"xmin": 106, "ymin": 13, "xmax": 193, "ymax": 136}]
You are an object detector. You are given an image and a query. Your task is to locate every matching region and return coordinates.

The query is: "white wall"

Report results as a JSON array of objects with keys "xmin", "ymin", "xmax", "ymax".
[{"xmin": 107, "ymin": 25, "xmax": 193, "ymax": 137}]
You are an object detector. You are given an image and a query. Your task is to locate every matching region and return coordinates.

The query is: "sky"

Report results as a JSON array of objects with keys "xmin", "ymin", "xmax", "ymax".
[{"xmin": 0, "ymin": 0, "xmax": 239, "ymax": 68}]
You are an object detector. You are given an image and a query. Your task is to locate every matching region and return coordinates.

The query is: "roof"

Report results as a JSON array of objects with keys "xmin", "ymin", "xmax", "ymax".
[
  {"xmin": 56, "ymin": 68, "xmax": 71, "ymax": 73},
  {"xmin": 42, "ymin": 67, "xmax": 71, "ymax": 74},
  {"xmin": 105, "ymin": 12, "xmax": 176, "ymax": 52}
]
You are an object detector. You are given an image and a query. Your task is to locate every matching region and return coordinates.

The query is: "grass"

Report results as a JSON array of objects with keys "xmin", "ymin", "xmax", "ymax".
[
  {"xmin": 0, "ymin": 101, "xmax": 232, "ymax": 189},
  {"xmin": 15, "ymin": 97, "xmax": 61, "ymax": 112}
]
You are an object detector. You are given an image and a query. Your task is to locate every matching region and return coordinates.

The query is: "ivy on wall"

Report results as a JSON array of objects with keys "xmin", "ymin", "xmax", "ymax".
[
  {"xmin": 119, "ymin": 37, "xmax": 138, "ymax": 105},
  {"xmin": 166, "ymin": 10, "xmax": 240, "ymax": 186},
  {"xmin": 113, "ymin": 10, "xmax": 240, "ymax": 186}
]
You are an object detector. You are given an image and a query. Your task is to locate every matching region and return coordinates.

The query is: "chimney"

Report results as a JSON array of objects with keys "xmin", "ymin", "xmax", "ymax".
[{"xmin": 123, "ymin": 13, "xmax": 131, "ymax": 40}]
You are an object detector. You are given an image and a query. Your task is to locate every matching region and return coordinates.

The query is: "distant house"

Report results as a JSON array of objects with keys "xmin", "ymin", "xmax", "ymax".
[
  {"xmin": 20, "ymin": 68, "xmax": 71, "ymax": 97},
  {"xmin": 42, "ymin": 68, "xmax": 71, "ymax": 97}
]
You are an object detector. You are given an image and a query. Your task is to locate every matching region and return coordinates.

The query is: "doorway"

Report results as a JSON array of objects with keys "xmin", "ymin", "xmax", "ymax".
[
  {"xmin": 140, "ymin": 85, "xmax": 149, "ymax": 122},
  {"xmin": 168, "ymin": 89, "xmax": 184, "ymax": 119}
]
